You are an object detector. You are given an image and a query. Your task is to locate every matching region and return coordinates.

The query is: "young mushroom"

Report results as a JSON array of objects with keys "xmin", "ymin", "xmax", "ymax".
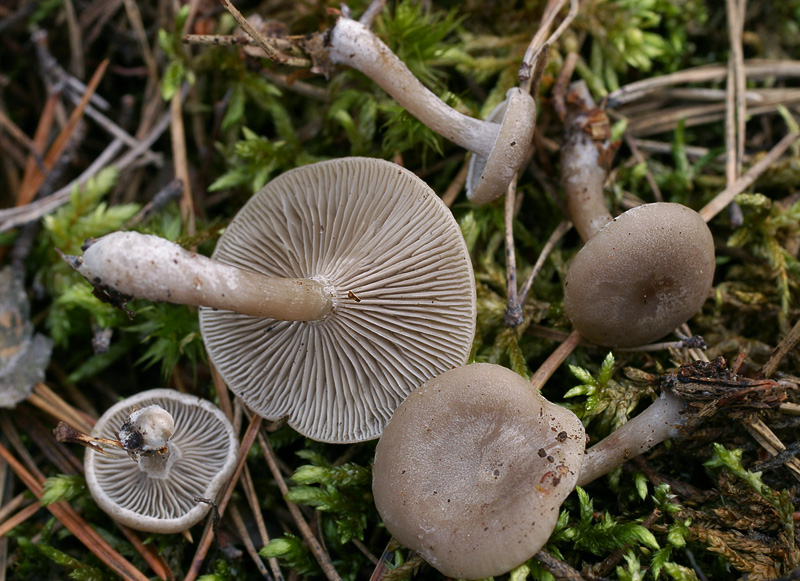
[
  {"xmin": 315, "ymin": 16, "xmax": 536, "ymax": 204},
  {"xmin": 372, "ymin": 363, "xmax": 585, "ymax": 579},
  {"xmin": 67, "ymin": 157, "xmax": 476, "ymax": 443},
  {"xmin": 561, "ymin": 82, "xmax": 715, "ymax": 347},
  {"xmin": 84, "ymin": 389, "xmax": 238, "ymax": 534}
]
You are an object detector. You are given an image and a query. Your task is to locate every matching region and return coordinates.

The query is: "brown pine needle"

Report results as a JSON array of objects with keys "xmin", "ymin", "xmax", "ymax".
[
  {"xmin": 17, "ymin": 58, "xmax": 110, "ymax": 205},
  {"xmin": 0, "ymin": 441, "xmax": 149, "ymax": 581},
  {"xmin": 530, "ymin": 330, "xmax": 582, "ymax": 391},
  {"xmin": 184, "ymin": 412, "xmax": 262, "ymax": 581}
]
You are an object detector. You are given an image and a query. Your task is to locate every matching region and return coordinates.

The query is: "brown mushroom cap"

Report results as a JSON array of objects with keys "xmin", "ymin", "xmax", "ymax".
[
  {"xmin": 372, "ymin": 363, "xmax": 585, "ymax": 579},
  {"xmin": 564, "ymin": 202, "xmax": 715, "ymax": 347},
  {"xmin": 199, "ymin": 157, "xmax": 476, "ymax": 443}
]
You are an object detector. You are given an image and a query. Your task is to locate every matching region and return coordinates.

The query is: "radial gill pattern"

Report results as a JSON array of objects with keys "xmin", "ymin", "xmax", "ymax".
[
  {"xmin": 199, "ymin": 157, "xmax": 476, "ymax": 443},
  {"xmin": 84, "ymin": 389, "xmax": 238, "ymax": 533}
]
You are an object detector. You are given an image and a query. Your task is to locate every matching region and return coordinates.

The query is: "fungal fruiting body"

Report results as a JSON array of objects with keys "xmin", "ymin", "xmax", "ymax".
[
  {"xmin": 560, "ymin": 83, "xmax": 715, "ymax": 347},
  {"xmin": 563, "ymin": 202, "xmax": 715, "ymax": 347},
  {"xmin": 84, "ymin": 389, "xmax": 237, "ymax": 533},
  {"xmin": 372, "ymin": 363, "xmax": 585, "ymax": 579},
  {"xmin": 324, "ymin": 17, "xmax": 535, "ymax": 204},
  {"xmin": 68, "ymin": 158, "xmax": 476, "ymax": 443}
]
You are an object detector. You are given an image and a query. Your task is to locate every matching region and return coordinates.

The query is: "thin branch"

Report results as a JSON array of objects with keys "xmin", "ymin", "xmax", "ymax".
[
  {"xmin": 257, "ymin": 427, "xmax": 342, "ymax": 581},
  {"xmin": 699, "ymin": 132, "xmax": 800, "ymax": 222}
]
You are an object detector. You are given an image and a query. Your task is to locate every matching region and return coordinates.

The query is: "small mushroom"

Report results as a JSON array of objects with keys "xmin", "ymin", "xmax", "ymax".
[
  {"xmin": 372, "ymin": 363, "xmax": 585, "ymax": 579},
  {"xmin": 561, "ymin": 83, "xmax": 715, "ymax": 347},
  {"xmin": 322, "ymin": 17, "xmax": 535, "ymax": 204},
  {"xmin": 68, "ymin": 157, "xmax": 476, "ymax": 443},
  {"xmin": 84, "ymin": 389, "xmax": 238, "ymax": 533}
]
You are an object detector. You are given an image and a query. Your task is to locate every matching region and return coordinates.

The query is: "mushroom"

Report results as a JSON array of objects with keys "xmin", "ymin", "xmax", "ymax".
[
  {"xmin": 561, "ymin": 83, "xmax": 715, "ymax": 347},
  {"xmin": 68, "ymin": 157, "xmax": 476, "ymax": 443},
  {"xmin": 84, "ymin": 388, "xmax": 238, "ymax": 533},
  {"xmin": 372, "ymin": 363, "xmax": 585, "ymax": 579},
  {"xmin": 0, "ymin": 266, "xmax": 53, "ymax": 408},
  {"xmin": 320, "ymin": 16, "xmax": 536, "ymax": 204}
]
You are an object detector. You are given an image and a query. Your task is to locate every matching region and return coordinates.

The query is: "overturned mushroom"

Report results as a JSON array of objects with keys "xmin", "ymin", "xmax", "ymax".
[
  {"xmin": 372, "ymin": 363, "xmax": 585, "ymax": 579},
  {"xmin": 319, "ymin": 17, "xmax": 535, "ymax": 204},
  {"xmin": 561, "ymin": 83, "xmax": 715, "ymax": 347},
  {"xmin": 68, "ymin": 157, "xmax": 476, "ymax": 443},
  {"xmin": 84, "ymin": 389, "xmax": 238, "ymax": 533}
]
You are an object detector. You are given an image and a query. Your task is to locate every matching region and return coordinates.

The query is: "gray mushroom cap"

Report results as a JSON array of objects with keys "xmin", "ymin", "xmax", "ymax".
[
  {"xmin": 564, "ymin": 202, "xmax": 715, "ymax": 347},
  {"xmin": 199, "ymin": 157, "xmax": 476, "ymax": 443},
  {"xmin": 372, "ymin": 363, "xmax": 585, "ymax": 579},
  {"xmin": 84, "ymin": 389, "xmax": 238, "ymax": 534}
]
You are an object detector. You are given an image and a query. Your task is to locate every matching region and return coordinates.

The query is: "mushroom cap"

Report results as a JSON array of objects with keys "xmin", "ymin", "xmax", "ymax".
[
  {"xmin": 564, "ymin": 202, "xmax": 715, "ymax": 347},
  {"xmin": 372, "ymin": 363, "xmax": 585, "ymax": 579},
  {"xmin": 85, "ymin": 389, "xmax": 238, "ymax": 534},
  {"xmin": 466, "ymin": 88, "xmax": 536, "ymax": 204},
  {"xmin": 199, "ymin": 157, "xmax": 476, "ymax": 443}
]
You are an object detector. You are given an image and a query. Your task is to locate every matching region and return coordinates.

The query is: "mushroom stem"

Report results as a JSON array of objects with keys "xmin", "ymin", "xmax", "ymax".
[
  {"xmin": 69, "ymin": 231, "xmax": 334, "ymax": 321},
  {"xmin": 560, "ymin": 81, "xmax": 612, "ymax": 241},
  {"xmin": 576, "ymin": 390, "xmax": 688, "ymax": 487},
  {"xmin": 327, "ymin": 17, "xmax": 498, "ymax": 157}
]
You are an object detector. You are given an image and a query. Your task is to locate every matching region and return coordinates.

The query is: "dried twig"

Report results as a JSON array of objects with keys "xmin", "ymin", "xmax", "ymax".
[
  {"xmin": 699, "ymin": 132, "xmax": 800, "ymax": 222},
  {"xmin": 215, "ymin": 0, "xmax": 305, "ymax": 66}
]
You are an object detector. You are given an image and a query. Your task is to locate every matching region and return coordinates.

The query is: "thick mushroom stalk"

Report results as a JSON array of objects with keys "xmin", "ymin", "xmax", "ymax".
[
  {"xmin": 561, "ymin": 82, "xmax": 715, "ymax": 347},
  {"xmin": 324, "ymin": 17, "xmax": 535, "ymax": 204},
  {"xmin": 69, "ymin": 232, "xmax": 333, "ymax": 322}
]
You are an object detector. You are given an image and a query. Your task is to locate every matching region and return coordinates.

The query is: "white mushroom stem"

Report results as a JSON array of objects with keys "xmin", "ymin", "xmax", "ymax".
[
  {"xmin": 119, "ymin": 405, "xmax": 175, "ymax": 452},
  {"xmin": 326, "ymin": 17, "xmax": 499, "ymax": 157},
  {"xmin": 576, "ymin": 390, "xmax": 688, "ymax": 487},
  {"xmin": 119, "ymin": 404, "xmax": 176, "ymax": 479},
  {"xmin": 69, "ymin": 231, "xmax": 333, "ymax": 321}
]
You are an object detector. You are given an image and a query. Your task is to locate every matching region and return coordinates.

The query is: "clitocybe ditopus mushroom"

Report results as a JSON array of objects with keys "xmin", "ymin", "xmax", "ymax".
[
  {"xmin": 320, "ymin": 17, "xmax": 536, "ymax": 204},
  {"xmin": 84, "ymin": 389, "xmax": 238, "ymax": 534},
  {"xmin": 561, "ymin": 82, "xmax": 715, "ymax": 347},
  {"xmin": 372, "ymin": 363, "xmax": 585, "ymax": 579},
  {"xmin": 67, "ymin": 157, "xmax": 476, "ymax": 443},
  {"xmin": 372, "ymin": 362, "xmax": 729, "ymax": 578}
]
